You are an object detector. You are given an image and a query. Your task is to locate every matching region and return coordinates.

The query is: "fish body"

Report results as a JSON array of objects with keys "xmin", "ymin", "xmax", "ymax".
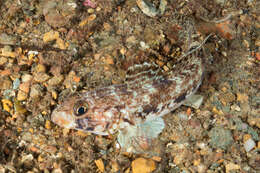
[
  {"xmin": 52, "ymin": 52, "xmax": 203, "ymax": 130},
  {"xmin": 51, "ymin": 50, "xmax": 203, "ymax": 150}
]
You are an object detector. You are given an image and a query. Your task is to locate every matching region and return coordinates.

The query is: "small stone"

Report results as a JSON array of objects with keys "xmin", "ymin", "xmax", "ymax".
[
  {"xmin": 111, "ymin": 160, "xmax": 119, "ymax": 172},
  {"xmin": 19, "ymin": 82, "xmax": 30, "ymax": 93},
  {"xmin": 132, "ymin": 158, "xmax": 156, "ymax": 173},
  {"xmin": 255, "ymin": 38, "xmax": 260, "ymax": 47},
  {"xmin": 102, "ymin": 55, "xmax": 114, "ymax": 65},
  {"xmin": 21, "ymin": 74, "xmax": 33, "ymax": 83},
  {"xmin": 231, "ymin": 104, "xmax": 241, "ymax": 111},
  {"xmin": 177, "ymin": 111, "xmax": 189, "ymax": 120},
  {"xmin": 13, "ymin": 99, "xmax": 27, "ymax": 114},
  {"xmin": 43, "ymin": 31, "xmax": 59, "ymax": 43},
  {"xmin": 94, "ymin": 159, "xmax": 104, "ymax": 173},
  {"xmin": 140, "ymin": 41, "xmax": 149, "ymax": 49},
  {"xmin": 126, "ymin": 36, "xmax": 137, "ymax": 45},
  {"xmin": 225, "ymin": 162, "xmax": 240, "ymax": 173},
  {"xmin": 21, "ymin": 154, "xmax": 34, "ymax": 163},
  {"xmin": 2, "ymin": 99, "xmax": 13, "ymax": 113},
  {"xmin": 55, "ymin": 38, "xmax": 67, "ymax": 50},
  {"xmin": 0, "ymin": 33, "xmax": 18, "ymax": 45},
  {"xmin": 34, "ymin": 73, "xmax": 50, "ymax": 83},
  {"xmin": 51, "ymin": 90, "xmax": 58, "ymax": 100},
  {"xmin": 244, "ymin": 138, "xmax": 256, "ymax": 152},
  {"xmin": 47, "ymin": 75, "xmax": 64, "ymax": 86},
  {"xmin": 183, "ymin": 94, "xmax": 204, "ymax": 109},
  {"xmin": 236, "ymin": 93, "xmax": 248, "ymax": 103},
  {"xmin": 34, "ymin": 64, "xmax": 46, "ymax": 73},
  {"xmin": 21, "ymin": 132, "xmax": 33, "ymax": 142},
  {"xmin": 0, "ymin": 77, "xmax": 12, "ymax": 90},
  {"xmin": 12, "ymin": 78, "xmax": 20, "ymax": 90},
  {"xmin": 103, "ymin": 22, "xmax": 111, "ymax": 31},
  {"xmin": 79, "ymin": 14, "xmax": 96, "ymax": 27},
  {"xmin": 30, "ymin": 84, "xmax": 43, "ymax": 98},
  {"xmin": 44, "ymin": 10, "xmax": 68, "ymax": 28},
  {"xmin": 0, "ymin": 57, "xmax": 8, "ymax": 65},
  {"xmin": 17, "ymin": 90, "xmax": 28, "ymax": 101},
  {"xmin": 248, "ymin": 116, "xmax": 260, "ymax": 128},
  {"xmin": 209, "ymin": 126, "xmax": 233, "ymax": 150},
  {"xmin": 45, "ymin": 120, "xmax": 51, "ymax": 130},
  {"xmin": 220, "ymin": 92, "xmax": 236, "ymax": 104},
  {"xmin": 1, "ymin": 46, "xmax": 17, "ymax": 58},
  {"xmin": 43, "ymin": 145, "xmax": 57, "ymax": 153},
  {"xmin": 87, "ymin": 8, "xmax": 95, "ymax": 13}
]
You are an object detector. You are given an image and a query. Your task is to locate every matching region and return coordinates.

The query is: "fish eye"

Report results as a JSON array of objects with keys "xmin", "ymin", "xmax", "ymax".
[{"xmin": 74, "ymin": 101, "xmax": 88, "ymax": 116}]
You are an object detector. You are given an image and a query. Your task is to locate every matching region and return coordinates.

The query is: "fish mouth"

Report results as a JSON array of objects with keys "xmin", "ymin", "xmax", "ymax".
[{"xmin": 51, "ymin": 109, "xmax": 76, "ymax": 129}]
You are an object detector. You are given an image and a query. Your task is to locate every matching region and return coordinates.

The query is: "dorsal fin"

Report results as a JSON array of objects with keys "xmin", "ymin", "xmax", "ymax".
[
  {"xmin": 125, "ymin": 61, "xmax": 161, "ymax": 82},
  {"xmin": 119, "ymin": 50, "xmax": 164, "ymax": 84}
]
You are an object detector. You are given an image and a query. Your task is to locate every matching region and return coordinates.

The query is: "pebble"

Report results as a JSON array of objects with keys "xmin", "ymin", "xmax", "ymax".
[
  {"xmin": 2, "ymin": 99, "xmax": 13, "ymax": 113},
  {"xmin": 225, "ymin": 162, "xmax": 240, "ymax": 173},
  {"xmin": 47, "ymin": 75, "xmax": 64, "ymax": 86},
  {"xmin": 0, "ymin": 57, "xmax": 8, "ymax": 65},
  {"xmin": 33, "ymin": 73, "xmax": 50, "ymax": 83},
  {"xmin": 183, "ymin": 94, "xmax": 204, "ymax": 109},
  {"xmin": 17, "ymin": 90, "xmax": 28, "ymax": 101},
  {"xmin": 0, "ymin": 77, "xmax": 12, "ymax": 90},
  {"xmin": 140, "ymin": 41, "xmax": 149, "ymax": 49},
  {"xmin": 94, "ymin": 159, "xmax": 104, "ymax": 173},
  {"xmin": 21, "ymin": 74, "xmax": 33, "ymax": 83},
  {"xmin": 0, "ymin": 33, "xmax": 18, "ymax": 45},
  {"xmin": 12, "ymin": 78, "xmax": 20, "ymax": 90},
  {"xmin": 236, "ymin": 93, "xmax": 248, "ymax": 103},
  {"xmin": 79, "ymin": 14, "xmax": 96, "ymax": 27},
  {"xmin": 136, "ymin": 0, "xmax": 167, "ymax": 17},
  {"xmin": 0, "ymin": 46, "xmax": 17, "ymax": 58},
  {"xmin": 30, "ymin": 84, "xmax": 43, "ymax": 98},
  {"xmin": 21, "ymin": 132, "xmax": 33, "ymax": 142},
  {"xmin": 244, "ymin": 138, "xmax": 256, "ymax": 152},
  {"xmin": 209, "ymin": 126, "xmax": 233, "ymax": 150},
  {"xmin": 13, "ymin": 99, "xmax": 27, "ymax": 114},
  {"xmin": 177, "ymin": 111, "xmax": 189, "ymax": 120},
  {"xmin": 42, "ymin": 0, "xmax": 76, "ymax": 28},
  {"xmin": 131, "ymin": 158, "xmax": 156, "ymax": 173},
  {"xmin": 231, "ymin": 104, "xmax": 241, "ymax": 112},
  {"xmin": 43, "ymin": 31, "xmax": 67, "ymax": 50}
]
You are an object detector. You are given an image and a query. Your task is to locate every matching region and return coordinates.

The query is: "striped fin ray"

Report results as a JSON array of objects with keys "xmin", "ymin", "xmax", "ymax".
[{"xmin": 125, "ymin": 61, "xmax": 164, "ymax": 87}]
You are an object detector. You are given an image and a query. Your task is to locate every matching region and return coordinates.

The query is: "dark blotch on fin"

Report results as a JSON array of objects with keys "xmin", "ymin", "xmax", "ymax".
[
  {"xmin": 143, "ymin": 104, "xmax": 158, "ymax": 115},
  {"xmin": 175, "ymin": 92, "xmax": 187, "ymax": 103},
  {"xmin": 86, "ymin": 127, "xmax": 94, "ymax": 131}
]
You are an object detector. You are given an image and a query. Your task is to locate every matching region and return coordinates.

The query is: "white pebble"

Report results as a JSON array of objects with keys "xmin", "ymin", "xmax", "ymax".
[{"xmin": 244, "ymin": 138, "xmax": 256, "ymax": 152}]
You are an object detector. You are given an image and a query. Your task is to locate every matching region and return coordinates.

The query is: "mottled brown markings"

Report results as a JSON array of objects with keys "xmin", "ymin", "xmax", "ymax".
[
  {"xmin": 114, "ymin": 105, "xmax": 125, "ymax": 111},
  {"xmin": 53, "ymin": 48, "xmax": 204, "ymax": 136},
  {"xmin": 86, "ymin": 127, "xmax": 95, "ymax": 131},
  {"xmin": 105, "ymin": 122, "xmax": 110, "ymax": 129},
  {"xmin": 180, "ymin": 78, "xmax": 191, "ymax": 89},
  {"xmin": 103, "ymin": 106, "xmax": 112, "ymax": 112},
  {"xmin": 152, "ymin": 78, "xmax": 173, "ymax": 90},
  {"xmin": 142, "ymin": 104, "xmax": 158, "ymax": 114},
  {"xmin": 123, "ymin": 118, "xmax": 135, "ymax": 125},
  {"xmin": 95, "ymin": 87, "xmax": 113, "ymax": 98},
  {"xmin": 174, "ymin": 92, "xmax": 187, "ymax": 103}
]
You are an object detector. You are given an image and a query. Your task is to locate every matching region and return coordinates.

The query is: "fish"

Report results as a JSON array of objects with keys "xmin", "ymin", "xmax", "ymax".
[{"xmin": 51, "ymin": 43, "xmax": 205, "ymax": 152}]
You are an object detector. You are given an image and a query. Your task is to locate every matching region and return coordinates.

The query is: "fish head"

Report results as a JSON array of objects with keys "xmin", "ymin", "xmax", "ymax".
[{"xmin": 51, "ymin": 94, "xmax": 113, "ymax": 135}]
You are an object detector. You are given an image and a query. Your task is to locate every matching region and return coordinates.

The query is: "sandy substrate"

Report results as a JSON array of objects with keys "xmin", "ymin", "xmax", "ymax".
[{"xmin": 0, "ymin": 0, "xmax": 259, "ymax": 172}]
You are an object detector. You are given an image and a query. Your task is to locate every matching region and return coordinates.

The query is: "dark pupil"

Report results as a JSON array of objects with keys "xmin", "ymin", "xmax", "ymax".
[{"xmin": 77, "ymin": 107, "xmax": 85, "ymax": 116}]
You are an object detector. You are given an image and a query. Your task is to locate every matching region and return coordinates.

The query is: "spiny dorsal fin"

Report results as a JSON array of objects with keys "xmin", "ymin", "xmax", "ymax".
[{"xmin": 125, "ymin": 61, "xmax": 162, "ymax": 82}]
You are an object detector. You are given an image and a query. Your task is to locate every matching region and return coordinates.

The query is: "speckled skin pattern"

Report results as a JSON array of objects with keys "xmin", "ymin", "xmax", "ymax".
[{"xmin": 51, "ymin": 51, "xmax": 203, "ymax": 136}]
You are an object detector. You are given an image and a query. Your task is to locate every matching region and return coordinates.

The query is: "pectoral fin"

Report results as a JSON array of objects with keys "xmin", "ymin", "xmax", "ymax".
[{"xmin": 117, "ymin": 116, "xmax": 165, "ymax": 153}]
